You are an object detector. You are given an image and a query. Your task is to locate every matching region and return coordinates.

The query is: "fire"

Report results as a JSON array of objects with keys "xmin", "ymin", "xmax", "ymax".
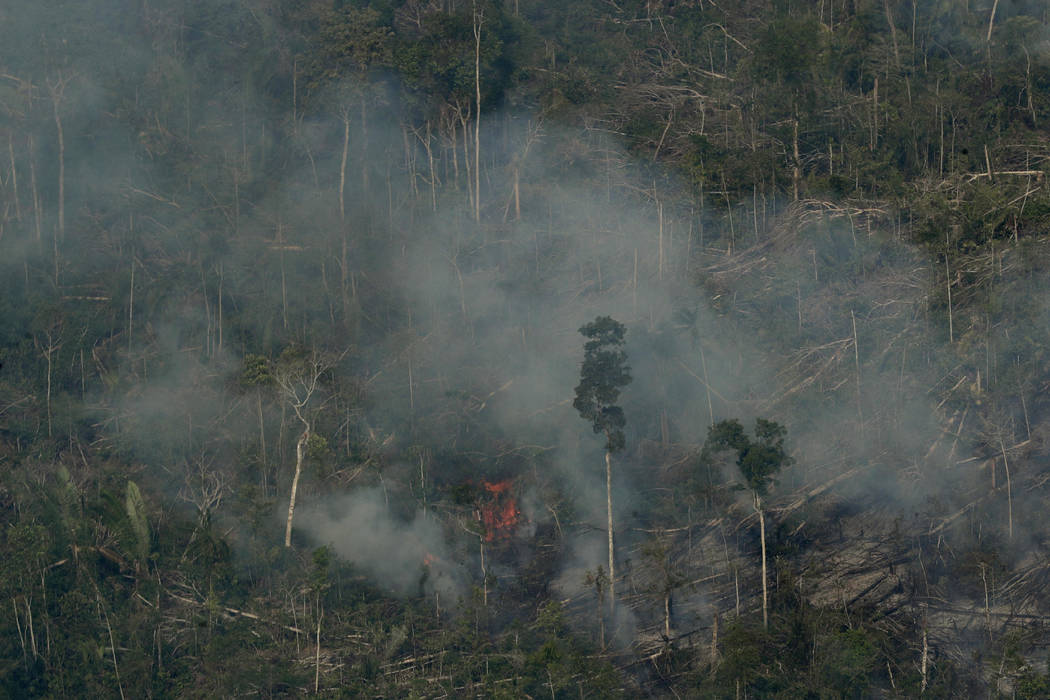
[
  {"xmin": 423, "ymin": 552, "xmax": 437, "ymax": 568},
  {"xmin": 479, "ymin": 479, "xmax": 520, "ymax": 542},
  {"xmin": 483, "ymin": 479, "xmax": 512, "ymax": 495}
]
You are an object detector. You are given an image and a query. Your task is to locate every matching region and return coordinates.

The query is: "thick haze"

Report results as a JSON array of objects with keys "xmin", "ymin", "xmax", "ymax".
[{"xmin": 3, "ymin": 0, "xmax": 1047, "ymax": 636}]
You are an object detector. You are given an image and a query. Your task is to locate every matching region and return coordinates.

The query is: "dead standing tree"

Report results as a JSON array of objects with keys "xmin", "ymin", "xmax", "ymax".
[
  {"xmin": 31, "ymin": 305, "xmax": 63, "ymax": 438},
  {"xmin": 275, "ymin": 348, "xmax": 332, "ymax": 548}
]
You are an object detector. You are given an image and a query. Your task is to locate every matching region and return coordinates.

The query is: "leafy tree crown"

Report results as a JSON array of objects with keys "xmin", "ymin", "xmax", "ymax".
[
  {"xmin": 573, "ymin": 316, "xmax": 632, "ymax": 452},
  {"xmin": 705, "ymin": 418, "xmax": 791, "ymax": 495}
]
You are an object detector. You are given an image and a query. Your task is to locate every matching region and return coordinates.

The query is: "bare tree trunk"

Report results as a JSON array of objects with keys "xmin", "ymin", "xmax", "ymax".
[
  {"xmin": 217, "ymin": 262, "xmax": 223, "ymax": 352},
  {"xmin": 460, "ymin": 110, "xmax": 474, "ymax": 215},
  {"xmin": 938, "ymin": 101, "xmax": 944, "ymax": 176},
  {"xmin": 987, "ymin": 0, "xmax": 999, "ymax": 42},
  {"xmin": 883, "ymin": 0, "xmax": 900, "ymax": 68},
  {"xmin": 450, "ymin": 116, "xmax": 460, "ymax": 189},
  {"xmin": 945, "ymin": 239, "xmax": 954, "ymax": 344},
  {"xmin": 1024, "ymin": 49, "xmax": 1037, "ymax": 127},
  {"xmin": 657, "ymin": 197, "xmax": 664, "ymax": 280},
  {"xmin": 24, "ymin": 597, "xmax": 36, "ymax": 659},
  {"xmin": 36, "ymin": 329, "xmax": 60, "ymax": 439},
  {"xmin": 792, "ymin": 118, "xmax": 800, "ymax": 201},
  {"xmin": 12, "ymin": 599, "xmax": 26, "ymax": 667},
  {"xmin": 734, "ymin": 567, "xmax": 740, "ymax": 617},
  {"xmin": 200, "ymin": 262, "xmax": 212, "ymax": 357},
  {"xmin": 999, "ymin": 438, "xmax": 1013, "ymax": 540},
  {"xmin": 606, "ymin": 450, "xmax": 615, "ymax": 615},
  {"xmin": 425, "ymin": 121, "xmax": 437, "ymax": 211},
  {"xmin": 473, "ymin": 5, "xmax": 482, "ymax": 223},
  {"xmin": 757, "ymin": 494, "xmax": 768, "ymax": 630},
  {"xmin": 44, "ymin": 340, "xmax": 52, "ymax": 438},
  {"xmin": 339, "ymin": 111, "xmax": 352, "ymax": 322},
  {"xmin": 49, "ymin": 79, "xmax": 65, "ymax": 242},
  {"xmin": 279, "ymin": 223, "xmax": 288, "ymax": 330},
  {"xmin": 314, "ymin": 610, "xmax": 322, "ymax": 694},
  {"xmin": 710, "ymin": 612, "xmax": 719, "ymax": 666},
  {"xmin": 360, "ymin": 99, "xmax": 369, "ymax": 193},
  {"xmin": 98, "ymin": 596, "xmax": 126, "ymax": 700},
  {"xmin": 7, "ymin": 133, "xmax": 19, "ymax": 222},
  {"xmin": 29, "ymin": 136, "xmax": 42, "ymax": 251},
  {"xmin": 257, "ymin": 391, "xmax": 267, "ymax": 486},
  {"xmin": 980, "ymin": 563, "xmax": 992, "ymax": 642},
  {"xmin": 597, "ymin": 584, "xmax": 605, "ymax": 648},
  {"xmin": 920, "ymin": 620, "xmax": 928, "ymax": 693},
  {"xmin": 285, "ymin": 427, "xmax": 310, "ymax": 547},
  {"xmin": 663, "ymin": 590, "xmax": 671, "ymax": 638},
  {"xmin": 419, "ymin": 452, "xmax": 427, "ymax": 514},
  {"xmin": 852, "ymin": 309, "xmax": 863, "ymax": 425},
  {"xmin": 480, "ymin": 537, "xmax": 487, "ymax": 607},
  {"xmin": 128, "ymin": 258, "xmax": 134, "ymax": 353},
  {"xmin": 872, "ymin": 76, "xmax": 879, "ymax": 152},
  {"xmin": 700, "ymin": 341, "xmax": 714, "ymax": 427},
  {"xmin": 513, "ymin": 167, "xmax": 520, "ymax": 220},
  {"xmin": 339, "ymin": 112, "xmax": 349, "ymax": 222}
]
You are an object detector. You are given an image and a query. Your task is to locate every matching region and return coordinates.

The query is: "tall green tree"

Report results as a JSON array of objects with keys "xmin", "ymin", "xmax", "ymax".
[
  {"xmin": 704, "ymin": 418, "xmax": 791, "ymax": 630},
  {"xmin": 574, "ymin": 316, "xmax": 631, "ymax": 614}
]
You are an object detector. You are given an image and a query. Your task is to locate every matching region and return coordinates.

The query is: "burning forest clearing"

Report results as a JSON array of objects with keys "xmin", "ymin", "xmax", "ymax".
[{"xmin": 6, "ymin": 0, "xmax": 1050, "ymax": 695}]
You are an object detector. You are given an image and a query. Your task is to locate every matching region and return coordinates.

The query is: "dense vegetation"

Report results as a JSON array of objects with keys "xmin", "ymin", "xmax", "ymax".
[{"xmin": 2, "ymin": 0, "xmax": 1050, "ymax": 696}]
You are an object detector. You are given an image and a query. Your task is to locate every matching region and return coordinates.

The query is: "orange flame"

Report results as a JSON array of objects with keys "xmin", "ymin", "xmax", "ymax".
[
  {"xmin": 479, "ymin": 479, "xmax": 520, "ymax": 542},
  {"xmin": 483, "ymin": 480, "xmax": 512, "ymax": 495}
]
